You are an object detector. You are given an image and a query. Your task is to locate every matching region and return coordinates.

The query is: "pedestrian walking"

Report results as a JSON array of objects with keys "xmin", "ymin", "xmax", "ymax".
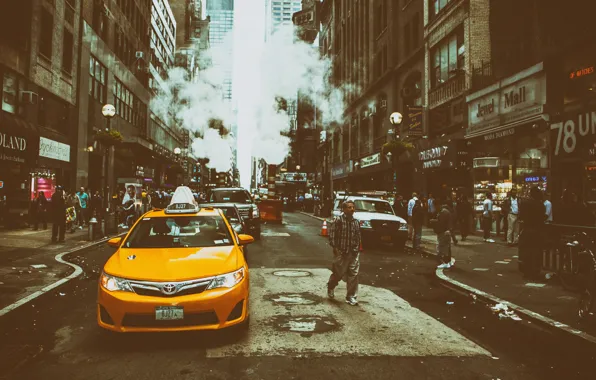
[
  {"xmin": 51, "ymin": 186, "xmax": 67, "ymax": 243},
  {"xmin": 427, "ymin": 193, "xmax": 436, "ymax": 217},
  {"xmin": 411, "ymin": 198, "xmax": 424, "ymax": 251},
  {"xmin": 392, "ymin": 194, "xmax": 408, "ymax": 220},
  {"xmin": 436, "ymin": 200, "xmax": 454, "ymax": 269},
  {"xmin": 544, "ymin": 193, "xmax": 553, "ymax": 223},
  {"xmin": 76, "ymin": 187, "xmax": 89, "ymax": 228},
  {"xmin": 407, "ymin": 192, "xmax": 419, "ymax": 240},
  {"xmin": 518, "ymin": 187, "xmax": 546, "ymax": 279},
  {"xmin": 501, "ymin": 191, "xmax": 510, "ymax": 241},
  {"xmin": 482, "ymin": 193, "xmax": 495, "ymax": 243},
  {"xmin": 448, "ymin": 192, "xmax": 459, "ymax": 245},
  {"xmin": 456, "ymin": 194, "xmax": 472, "ymax": 241},
  {"xmin": 33, "ymin": 191, "xmax": 48, "ymax": 230},
  {"xmin": 327, "ymin": 200, "xmax": 362, "ymax": 306},
  {"xmin": 503, "ymin": 189, "xmax": 520, "ymax": 246}
]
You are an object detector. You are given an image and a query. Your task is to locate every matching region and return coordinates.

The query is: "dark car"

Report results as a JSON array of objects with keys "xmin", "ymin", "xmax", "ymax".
[
  {"xmin": 208, "ymin": 188, "xmax": 261, "ymax": 239},
  {"xmin": 200, "ymin": 203, "xmax": 246, "ymax": 234}
]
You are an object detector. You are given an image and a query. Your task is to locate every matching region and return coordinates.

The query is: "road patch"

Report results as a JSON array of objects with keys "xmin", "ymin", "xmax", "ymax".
[{"xmin": 206, "ymin": 268, "xmax": 491, "ymax": 358}]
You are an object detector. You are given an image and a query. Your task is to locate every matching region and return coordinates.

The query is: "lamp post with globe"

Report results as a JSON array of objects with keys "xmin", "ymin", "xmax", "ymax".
[
  {"xmin": 101, "ymin": 104, "xmax": 116, "ymax": 232},
  {"xmin": 388, "ymin": 112, "xmax": 403, "ymax": 192}
]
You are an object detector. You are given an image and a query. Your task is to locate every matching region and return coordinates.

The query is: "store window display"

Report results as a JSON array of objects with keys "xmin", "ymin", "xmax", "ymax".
[{"xmin": 30, "ymin": 169, "xmax": 56, "ymax": 200}]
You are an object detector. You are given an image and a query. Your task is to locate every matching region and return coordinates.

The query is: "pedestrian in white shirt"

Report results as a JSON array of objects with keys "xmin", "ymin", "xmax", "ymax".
[
  {"xmin": 483, "ymin": 193, "xmax": 495, "ymax": 243},
  {"xmin": 407, "ymin": 192, "xmax": 418, "ymax": 240},
  {"xmin": 544, "ymin": 193, "xmax": 553, "ymax": 223},
  {"xmin": 504, "ymin": 189, "xmax": 520, "ymax": 246}
]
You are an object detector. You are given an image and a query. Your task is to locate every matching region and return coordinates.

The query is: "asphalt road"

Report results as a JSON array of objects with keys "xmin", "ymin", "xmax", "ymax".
[{"xmin": 0, "ymin": 212, "xmax": 594, "ymax": 380}]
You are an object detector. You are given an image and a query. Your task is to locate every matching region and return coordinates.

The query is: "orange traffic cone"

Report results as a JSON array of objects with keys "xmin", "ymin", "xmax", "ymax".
[{"xmin": 320, "ymin": 220, "xmax": 328, "ymax": 237}]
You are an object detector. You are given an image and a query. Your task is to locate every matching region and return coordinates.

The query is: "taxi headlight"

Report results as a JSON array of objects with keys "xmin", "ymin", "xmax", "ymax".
[
  {"xmin": 100, "ymin": 272, "xmax": 133, "ymax": 292},
  {"xmin": 359, "ymin": 220, "xmax": 372, "ymax": 229},
  {"xmin": 207, "ymin": 267, "xmax": 245, "ymax": 290}
]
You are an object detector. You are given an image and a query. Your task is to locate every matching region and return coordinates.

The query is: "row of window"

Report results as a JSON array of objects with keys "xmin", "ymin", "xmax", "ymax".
[
  {"xmin": 88, "ymin": 56, "xmax": 147, "ymax": 129},
  {"xmin": 39, "ymin": 7, "xmax": 75, "ymax": 75}
]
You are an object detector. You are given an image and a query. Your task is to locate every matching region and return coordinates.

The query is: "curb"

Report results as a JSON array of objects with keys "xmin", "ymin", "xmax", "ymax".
[
  {"xmin": 298, "ymin": 211, "xmax": 327, "ymax": 222},
  {"xmin": 0, "ymin": 232, "xmax": 126, "ymax": 317},
  {"xmin": 435, "ymin": 267, "xmax": 596, "ymax": 346}
]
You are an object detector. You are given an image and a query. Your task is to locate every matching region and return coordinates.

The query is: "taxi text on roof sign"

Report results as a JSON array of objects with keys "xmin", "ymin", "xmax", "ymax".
[{"xmin": 165, "ymin": 186, "xmax": 199, "ymax": 214}]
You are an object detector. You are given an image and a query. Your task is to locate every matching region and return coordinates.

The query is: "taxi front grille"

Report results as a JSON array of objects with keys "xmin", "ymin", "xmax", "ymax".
[
  {"xmin": 129, "ymin": 278, "xmax": 212, "ymax": 298},
  {"xmin": 121, "ymin": 311, "xmax": 219, "ymax": 328}
]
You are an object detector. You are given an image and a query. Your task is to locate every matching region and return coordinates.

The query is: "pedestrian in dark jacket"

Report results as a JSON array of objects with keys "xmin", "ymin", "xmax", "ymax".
[
  {"xmin": 436, "ymin": 200, "xmax": 454, "ymax": 269},
  {"xmin": 51, "ymin": 187, "xmax": 67, "ymax": 243},
  {"xmin": 412, "ymin": 198, "xmax": 424, "ymax": 250},
  {"xmin": 518, "ymin": 186, "xmax": 546, "ymax": 279},
  {"xmin": 34, "ymin": 191, "xmax": 48, "ymax": 230},
  {"xmin": 392, "ymin": 195, "xmax": 408, "ymax": 220},
  {"xmin": 456, "ymin": 195, "xmax": 472, "ymax": 241}
]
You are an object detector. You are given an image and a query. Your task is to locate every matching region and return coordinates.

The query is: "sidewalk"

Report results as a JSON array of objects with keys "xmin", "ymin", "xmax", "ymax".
[
  {"xmin": 0, "ymin": 224, "xmax": 123, "ymax": 312},
  {"xmin": 299, "ymin": 211, "xmax": 596, "ymax": 343}
]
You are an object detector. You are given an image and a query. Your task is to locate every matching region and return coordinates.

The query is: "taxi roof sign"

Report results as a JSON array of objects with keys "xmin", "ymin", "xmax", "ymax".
[{"xmin": 165, "ymin": 186, "xmax": 199, "ymax": 214}]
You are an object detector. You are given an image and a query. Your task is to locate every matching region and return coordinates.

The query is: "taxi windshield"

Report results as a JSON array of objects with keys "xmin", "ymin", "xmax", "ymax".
[
  {"xmin": 354, "ymin": 200, "xmax": 395, "ymax": 215},
  {"xmin": 123, "ymin": 215, "xmax": 233, "ymax": 248}
]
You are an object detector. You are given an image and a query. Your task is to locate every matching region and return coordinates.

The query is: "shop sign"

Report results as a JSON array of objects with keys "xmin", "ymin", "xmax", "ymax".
[
  {"xmin": 467, "ymin": 63, "xmax": 546, "ymax": 136},
  {"xmin": 0, "ymin": 132, "xmax": 29, "ymax": 164},
  {"xmin": 360, "ymin": 153, "xmax": 381, "ymax": 168},
  {"xmin": 525, "ymin": 176, "xmax": 547, "ymax": 183},
  {"xmin": 332, "ymin": 161, "xmax": 352, "ymax": 179},
  {"xmin": 551, "ymin": 107, "xmax": 596, "ymax": 156},
  {"xmin": 280, "ymin": 172, "xmax": 307, "ymax": 182},
  {"xmin": 39, "ymin": 137, "xmax": 70, "ymax": 162},
  {"xmin": 483, "ymin": 128, "xmax": 515, "ymax": 141},
  {"xmin": 473, "ymin": 157, "xmax": 500, "ymax": 168},
  {"xmin": 419, "ymin": 146, "xmax": 448, "ymax": 169},
  {"xmin": 407, "ymin": 106, "xmax": 424, "ymax": 136}
]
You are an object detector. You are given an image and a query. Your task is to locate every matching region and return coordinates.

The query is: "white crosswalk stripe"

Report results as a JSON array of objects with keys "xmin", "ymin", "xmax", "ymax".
[{"xmin": 206, "ymin": 268, "xmax": 491, "ymax": 358}]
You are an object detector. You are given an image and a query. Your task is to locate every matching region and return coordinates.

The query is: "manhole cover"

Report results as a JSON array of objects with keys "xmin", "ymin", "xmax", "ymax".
[
  {"xmin": 272, "ymin": 270, "xmax": 312, "ymax": 277},
  {"xmin": 270, "ymin": 315, "xmax": 340, "ymax": 334},
  {"xmin": 265, "ymin": 292, "xmax": 320, "ymax": 305}
]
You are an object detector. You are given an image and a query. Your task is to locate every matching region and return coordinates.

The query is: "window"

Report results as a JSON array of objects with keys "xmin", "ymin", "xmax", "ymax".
[
  {"xmin": 113, "ymin": 78, "xmax": 147, "ymax": 129},
  {"xmin": 89, "ymin": 55, "xmax": 107, "ymax": 103},
  {"xmin": 122, "ymin": 216, "xmax": 234, "ymax": 249},
  {"xmin": 64, "ymin": 0, "xmax": 75, "ymax": 25},
  {"xmin": 209, "ymin": 190, "xmax": 252, "ymax": 203},
  {"xmin": 2, "ymin": 72, "xmax": 22, "ymax": 114},
  {"xmin": 354, "ymin": 200, "xmax": 394, "ymax": 215},
  {"xmin": 62, "ymin": 29, "xmax": 74, "ymax": 74},
  {"xmin": 39, "ymin": 8, "xmax": 53, "ymax": 58},
  {"xmin": 431, "ymin": 0, "xmax": 450, "ymax": 18},
  {"xmin": 431, "ymin": 28, "xmax": 464, "ymax": 87}
]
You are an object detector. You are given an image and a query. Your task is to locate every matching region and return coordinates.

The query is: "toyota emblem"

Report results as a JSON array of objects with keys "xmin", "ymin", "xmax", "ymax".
[{"xmin": 162, "ymin": 283, "xmax": 177, "ymax": 294}]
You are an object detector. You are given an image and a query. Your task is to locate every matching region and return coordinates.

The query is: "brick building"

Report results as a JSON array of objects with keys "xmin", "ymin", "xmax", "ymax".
[{"xmin": 0, "ymin": 0, "xmax": 82, "ymax": 227}]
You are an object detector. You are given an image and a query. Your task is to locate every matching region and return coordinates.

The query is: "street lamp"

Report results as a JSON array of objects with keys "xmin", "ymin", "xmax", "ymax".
[
  {"xmin": 296, "ymin": 165, "xmax": 301, "ymax": 171},
  {"xmin": 174, "ymin": 147, "xmax": 182, "ymax": 155},
  {"xmin": 388, "ymin": 112, "xmax": 403, "ymax": 193},
  {"xmin": 101, "ymin": 104, "xmax": 116, "ymax": 215}
]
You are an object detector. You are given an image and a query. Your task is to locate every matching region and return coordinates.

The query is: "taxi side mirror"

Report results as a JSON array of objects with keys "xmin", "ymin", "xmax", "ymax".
[
  {"xmin": 238, "ymin": 234, "xmax": 254, "ymax": 245},
  {"xmin": 107, "ymin": 237, "xmax": 122, "ymax": 248}
]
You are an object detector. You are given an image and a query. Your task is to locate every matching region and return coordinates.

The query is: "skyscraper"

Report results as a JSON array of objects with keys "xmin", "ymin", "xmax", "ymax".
[
  {"xmin": 265, "ymin": 0, "xmax": 302, "ymax": 39},
  {"xmin": 205, "ymin": 0, "xmax": 235, "ymax": 101}
]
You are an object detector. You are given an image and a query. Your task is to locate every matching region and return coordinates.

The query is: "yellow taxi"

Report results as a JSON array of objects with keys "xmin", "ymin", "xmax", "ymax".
[{"xmin": 97, "ymin": 186, "xmax": 253, "ymax": 333}]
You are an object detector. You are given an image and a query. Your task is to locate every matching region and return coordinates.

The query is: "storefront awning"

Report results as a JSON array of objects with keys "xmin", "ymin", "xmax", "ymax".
[{"xmin": 465, "ymin": 114, "xmax": 549, "ymax": 140}]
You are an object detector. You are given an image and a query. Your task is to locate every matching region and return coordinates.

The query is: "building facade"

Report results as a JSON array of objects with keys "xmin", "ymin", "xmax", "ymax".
[
  {"xmin": 205, "ymin": 0, "xmax": 234, "ymax": 102},
  {"xmin": 1, "ymin": 0, "xmax": 82, "ymax": 226}
]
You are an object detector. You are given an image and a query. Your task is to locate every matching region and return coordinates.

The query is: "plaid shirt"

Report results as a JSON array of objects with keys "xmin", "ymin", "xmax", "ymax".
[{"xmin": 329, "ymin": 213, "xmax": 361, "ymax": 254}]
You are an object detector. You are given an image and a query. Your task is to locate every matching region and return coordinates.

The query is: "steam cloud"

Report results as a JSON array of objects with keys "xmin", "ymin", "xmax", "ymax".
[{"xmin": 151, "ymin": 4, "xmax": 353, "ymax": 184}]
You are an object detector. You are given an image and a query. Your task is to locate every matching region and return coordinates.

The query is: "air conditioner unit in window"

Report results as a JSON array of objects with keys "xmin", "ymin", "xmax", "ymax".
[
  {"xmin": 20, "ymin": 91, "xmax": 39, "ymax": 105},
  {"xmin": 136, "ymin": 51, "xmax": 144, "ymax": 59}
]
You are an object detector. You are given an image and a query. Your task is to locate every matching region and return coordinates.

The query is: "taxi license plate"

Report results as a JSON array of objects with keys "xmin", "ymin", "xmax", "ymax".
[
  {"xmin": 381, "ymin": 235, "xmax": 392, "ymax": 242},
  {"xmin": 155, "ymin": 306, "xmax": 184, "ymax": 320}
]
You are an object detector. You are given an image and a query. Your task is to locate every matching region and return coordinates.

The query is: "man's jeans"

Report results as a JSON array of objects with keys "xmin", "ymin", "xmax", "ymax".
[
  {"xmin": 413, "ymin": 225, "xmax": 422, "ymax": 249},
  {"xmin": 328, "ymin": 250, "xmax": 360, "ymax": 298}
]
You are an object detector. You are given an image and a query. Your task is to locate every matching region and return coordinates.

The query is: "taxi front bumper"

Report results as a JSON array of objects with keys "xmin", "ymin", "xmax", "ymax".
[{"xmin": 97, "ymin": 276, "xmax": 249, "ymax": 333}]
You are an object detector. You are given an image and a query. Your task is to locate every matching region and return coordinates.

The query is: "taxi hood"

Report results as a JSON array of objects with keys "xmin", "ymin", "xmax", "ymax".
[{"xmin": 103, "ymin": 245, "xmax": 241, "ymax": 281}]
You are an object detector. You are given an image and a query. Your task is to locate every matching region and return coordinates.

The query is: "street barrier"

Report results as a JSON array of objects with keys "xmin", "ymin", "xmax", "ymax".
[{"xmin": 258, "ymin": 199, "xmax": 283, "ymax": 224}]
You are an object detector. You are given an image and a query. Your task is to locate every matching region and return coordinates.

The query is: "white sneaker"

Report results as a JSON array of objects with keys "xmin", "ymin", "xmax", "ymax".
[
  {"xmin": 345, "ymin": 297, "xmax": 358, "ymax": 306},
  {"xmin": 437, "ymin": 262, "xmax": 451, "ymax": 269},
  {"xmin": 450, "ymin": 258, "xmax": 456, "ymax": 267},
  {"xmin": 486, "ymin": 239, "xmax": 495, "ymax": 243}
]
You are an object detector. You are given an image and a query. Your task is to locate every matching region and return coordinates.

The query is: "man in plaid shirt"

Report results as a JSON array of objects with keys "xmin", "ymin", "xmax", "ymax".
[{"xmin": 327, "ymin": 200, "xmax": 362, "ymax": 305}]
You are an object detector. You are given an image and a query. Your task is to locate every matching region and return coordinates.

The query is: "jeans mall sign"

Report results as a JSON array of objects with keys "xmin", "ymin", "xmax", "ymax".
[
  {"xmin": 419, "ymin": 146, "xmax": 448, "ymax": 169},
  {"xmin": 0, "ymin": 133, "xmax": 27, "ymax": 151}
]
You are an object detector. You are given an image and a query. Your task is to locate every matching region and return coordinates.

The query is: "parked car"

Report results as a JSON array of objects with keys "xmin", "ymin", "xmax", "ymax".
[
  {"xmin": 208, "ymin": 188, "xmax": 261, "ymax": 239},
  {"xmin": 331, "ymin": 196, "xmax": 408, "ymax": 250}
]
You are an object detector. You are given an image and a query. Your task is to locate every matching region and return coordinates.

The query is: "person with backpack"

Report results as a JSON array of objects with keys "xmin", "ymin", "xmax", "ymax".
[
  {"xmin": 411, "ymin": 198, "xmax": 424, "ymax": 251},
  {"xmin": 435, "ymin": 199, "xmax": 454, "ymax": 269}
]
